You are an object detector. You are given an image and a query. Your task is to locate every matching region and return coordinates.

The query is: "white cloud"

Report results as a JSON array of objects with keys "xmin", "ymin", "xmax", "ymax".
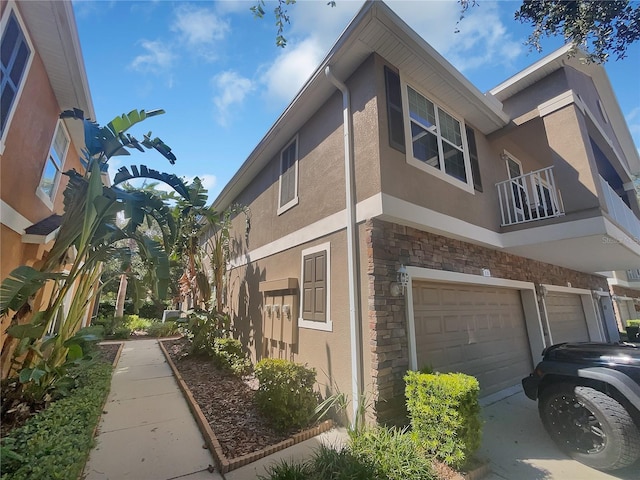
[
  {"xmin": 212, "ymin": 71, "xmax": 255, "ymax": 126},
  {"xmin": 260, "ymin": 37, "xmax": 326, "ymax": 104},
  {"xmin": 172, "ymin": 5, "xmax": 230, "ymax": 61},
  {"xmin": 386, "ymin": 1, "xmax": 522, "ymax": 73},
  {"xmin": 130, "ymin": 40, "xmax": 175, "ymax": 73}
]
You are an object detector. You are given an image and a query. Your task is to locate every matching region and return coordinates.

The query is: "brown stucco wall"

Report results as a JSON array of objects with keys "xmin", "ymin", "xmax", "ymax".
[{"xmin": 366, "ymin": 218, "xmax": 608, "ymax": 423}]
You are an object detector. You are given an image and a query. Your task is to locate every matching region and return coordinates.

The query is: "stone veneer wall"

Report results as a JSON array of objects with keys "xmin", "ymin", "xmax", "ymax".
[
  {"xmin": 611, "ymin": 285, "xmax": 640, "ymax": 300},
  {"xmin": 365, "ymin": 218, "xmax": 609, "ymax": 424}
]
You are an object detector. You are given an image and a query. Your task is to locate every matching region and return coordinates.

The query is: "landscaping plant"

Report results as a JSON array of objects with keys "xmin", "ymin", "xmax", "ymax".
[
  {"xmin": 405, "ymin": 371, "xmax": 481, "ymax": 469},
  {"xmin": 254, "ymin": 358, "xmax": 318, "ymax": 431}
]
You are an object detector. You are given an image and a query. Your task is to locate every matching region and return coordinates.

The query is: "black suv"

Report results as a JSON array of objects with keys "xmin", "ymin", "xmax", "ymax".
[{"xmin": 522, "ymin": 342, "xmax": 640, "ymax": 471}]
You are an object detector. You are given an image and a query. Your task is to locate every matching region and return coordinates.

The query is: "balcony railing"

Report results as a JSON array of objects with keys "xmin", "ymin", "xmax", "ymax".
[
  {"xmin": 496, "ymin": 166, "xmax": 564, "ymax": 226},
  {"xmin": 628, "ymin": 269, "xmax": 640, "ymax": 281},
  {"xmin": 599, "ymin": 175, "xmax": 640, "ymax": 244}
]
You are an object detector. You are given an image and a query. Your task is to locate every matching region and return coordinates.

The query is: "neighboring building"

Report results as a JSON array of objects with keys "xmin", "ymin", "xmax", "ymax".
[
  {"xmin": 608, "ymin": 269, "xmax": 640, "ymax": 329},
  {"xmin": 1, "ymin": 0, "xmax": 94, "ymax": 374},
  {"xmin": 210, "ymin": 1, "xmax": 640, "ymax": 423}
]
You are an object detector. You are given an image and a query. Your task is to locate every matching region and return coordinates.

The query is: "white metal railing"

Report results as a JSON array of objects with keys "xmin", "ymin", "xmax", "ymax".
[
  {"xmin": 627, "ymin": 269, "xmax": 640, "ymax": 281},
  {"xmin": 496, "ymin": 166, "xmax": 564, "ymax": 226},
  {"xmin": 599, "ymin": 175, "xmax": 640, "ymax": 244}
]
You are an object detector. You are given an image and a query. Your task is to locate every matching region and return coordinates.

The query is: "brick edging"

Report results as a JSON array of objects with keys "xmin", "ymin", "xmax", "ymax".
[{"xmin": 157, "ymin": 339, "xmax": 334, "ymax": 474}]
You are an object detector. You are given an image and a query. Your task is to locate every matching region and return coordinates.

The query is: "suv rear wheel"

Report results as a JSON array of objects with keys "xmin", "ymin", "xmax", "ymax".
[{"xmin": 538, "ymin": 384, "xmax": 640, "ymax": 470}]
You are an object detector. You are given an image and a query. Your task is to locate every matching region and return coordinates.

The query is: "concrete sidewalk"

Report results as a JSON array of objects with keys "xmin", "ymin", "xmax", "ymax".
[
  {"xmin": 83, "ymin": 339, "xmax": 222, "ymax": 480},
  {"xmin": 84, "ymin": 339, "xmax": 347, "ymax": 480}
]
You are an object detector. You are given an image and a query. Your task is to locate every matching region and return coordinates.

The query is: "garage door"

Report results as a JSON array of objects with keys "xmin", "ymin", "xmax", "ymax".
[
  {"xmin": 412, "ymin": 282, "xmax": 532, "ymax": 396},
  {"xmin": 618, "ymin": 300, "xmax": 632, "ymax": 323},
  {"xmin": 545, "ymin": 292, "xmax": 589, "ymax": 344}
]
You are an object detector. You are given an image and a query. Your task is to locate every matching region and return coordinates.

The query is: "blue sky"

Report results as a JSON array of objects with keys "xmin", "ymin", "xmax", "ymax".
[{"xmin": 73, "ymin": 0, "xmax": 640, "ymax": 201}]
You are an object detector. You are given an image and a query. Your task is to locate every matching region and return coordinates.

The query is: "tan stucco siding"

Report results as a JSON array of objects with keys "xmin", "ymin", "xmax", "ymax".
[
  {"xmin": 228, "ymin": 56, "xmax": 381, "ymax": 253},
  {"xmin": 541, "ymin": 104, "xmax": 602, "ymax": 214},
  {"xmin": 226, "ymin": 229, "xmax": 358, "ymax": 406},
  {"xmin": 499, "ymin": 69, "xmax": 570, "ymax": 121}
]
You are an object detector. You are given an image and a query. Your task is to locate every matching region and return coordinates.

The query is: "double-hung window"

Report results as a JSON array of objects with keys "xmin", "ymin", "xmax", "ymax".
[
  {"xmin": 277, "ymin": 136, "xmax": 299, "ymax": 214},
  {"xmin": 37, "ymin": 120, "xmax": 70, "ymax": 207},
  {"xmin": 1, "ymin": 5, "xmax": 33, "ymax": 147},
  {"xmin": 405, "ymin": 85, "xmax": 471, "ymax": 188},
  {"xmin": 298, "ymin": 243, "xmax": 331, "ymax": 331}
]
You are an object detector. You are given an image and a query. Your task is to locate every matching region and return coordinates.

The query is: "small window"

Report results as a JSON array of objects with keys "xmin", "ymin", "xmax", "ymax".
[
  {"xmin": 38, "ymin": 121, "xmax": 70, "ymax": 205},
  {"xmin": 277, "ymin": 137, "xmax": 299, "ymax": 214},
  {"xmin": 1, "ymin": 7, "xmax": 33, "ymax": 141},
  {"xmin": 465, "ymin": 126, "xmax": 482, "ymax": 192},
  {"xmin": 384, "ymin": 66, "xmax": 405, "ymax": 152},
  {"xmin": 299, "ymin": 243, "xmax": 331, "ymax": 331}
]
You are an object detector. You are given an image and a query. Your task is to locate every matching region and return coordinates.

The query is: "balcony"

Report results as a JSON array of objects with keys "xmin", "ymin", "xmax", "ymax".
[
  {"xmin": 627, "ymin": 269, "xmax": 640, "ymax": 282},
  {"xmin": 496, "ymin": 166, "xmax": 564, "ymax": 226},
  {"xmin": 599, "ymin": 175, "xmax": 640, "ymax": 243}
]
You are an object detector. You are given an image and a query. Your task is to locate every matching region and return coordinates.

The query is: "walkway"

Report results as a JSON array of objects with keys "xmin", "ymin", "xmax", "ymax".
[
  {"xmin": 84, "ymin": 339, "xmax": 346, "ymax": 480},
  {"xmin": 84, "ymin": 339, "xmax": 223, "ymax": 480}
]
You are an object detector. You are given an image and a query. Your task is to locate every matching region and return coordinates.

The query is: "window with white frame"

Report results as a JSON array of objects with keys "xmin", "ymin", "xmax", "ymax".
[
  {"xmin": 1, "ymin": 6, "xmax": 33, "ymax": 143},
  {"xmin": 298, "ymin": 243, "xmax": 331, "ymax": 331},
  {"xmin": 404, "ymin": 84, "xmax": 471, "ymax": 188},
  {"xmin": 277, "ymin": 137, "xmax": 299, "ymax": 214},
  {"xmin": 38, "ymin": 120, "xmax": 70, "ymax": 205}
]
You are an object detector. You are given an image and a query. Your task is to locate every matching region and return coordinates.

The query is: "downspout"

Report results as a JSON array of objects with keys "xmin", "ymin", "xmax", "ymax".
[{"xmin": 325, "ymin": 66, "xmax": 362, "ymax": 426}]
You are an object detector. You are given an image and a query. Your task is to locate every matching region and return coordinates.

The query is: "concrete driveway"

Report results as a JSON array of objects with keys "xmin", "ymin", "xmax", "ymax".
[{"xmin": 478, "ymin": 390, "xmax": 639, "ymax": 480}]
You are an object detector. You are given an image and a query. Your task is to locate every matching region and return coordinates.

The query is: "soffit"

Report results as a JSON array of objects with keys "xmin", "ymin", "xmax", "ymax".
[
  {"xmin": 213, "ymin": 1, "xmax": 508, "ymax": 212},
  {"xmin": 17, "ymin": 1, "xmax": 94, "ymax": 155}
]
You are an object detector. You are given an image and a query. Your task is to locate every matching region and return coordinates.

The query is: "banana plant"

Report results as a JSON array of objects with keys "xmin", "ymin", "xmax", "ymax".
[{"xmin": 0, "ymin": 108, "xmax": 189, "ymax": 400}]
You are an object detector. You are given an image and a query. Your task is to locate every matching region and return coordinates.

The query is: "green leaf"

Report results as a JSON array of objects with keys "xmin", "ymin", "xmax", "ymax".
[
  {"xmin": 66, "ymin": 344, "xmax": 83, "ymax": 362},
  {"xmin": 0, "ymin": 266, "xmax": 61, "ymax": 315},
  {"xmin": 18, "ymin": 367, "xmax": 46, "ymax": 385},
  {"xmin": 6, "ymin": 312, "xmax": 48, "ymax": 339}
]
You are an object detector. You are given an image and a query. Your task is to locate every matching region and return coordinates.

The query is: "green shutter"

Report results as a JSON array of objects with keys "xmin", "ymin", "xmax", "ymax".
[
  {"xmin": 384, "ymin": 66, "xmax": 405, "ymax": 153},
  {"xmin": 466, "ymin": 126, "xmax": 482, "ymax": 192}
]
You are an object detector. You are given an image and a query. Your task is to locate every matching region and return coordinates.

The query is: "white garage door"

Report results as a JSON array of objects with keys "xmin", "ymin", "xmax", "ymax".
[
  {"xmin": 545, "ymin": 292, "xmax": 589, "ymax": 344},
  {"xmin": 412, "ymin": 282, "xmax": 533, "ymax": 396}
]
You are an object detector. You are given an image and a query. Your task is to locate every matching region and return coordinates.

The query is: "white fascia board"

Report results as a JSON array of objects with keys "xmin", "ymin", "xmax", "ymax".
[
  {"xmin": 1, "ymin": 200, "xmax": 31, "ymax": 234},
  {"xmin": 22, "ymin": 228, "xmax": 59, "ymax": 245}
]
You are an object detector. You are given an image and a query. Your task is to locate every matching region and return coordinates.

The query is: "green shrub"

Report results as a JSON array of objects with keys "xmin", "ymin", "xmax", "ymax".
[
  {"xmin": 146, "ymin": 321, "xmax": 180, "ymax": 337},
  {"xmin": 254, "ymin": 358, "xmax": 317, "ymax": 431},
  {"xmin": 350, "ymin": 426, "xmax": 435, "ymax": 480},
  {"xmin": 124, "ymin": 314, "xmax": 153, "ymax": 331},
  {"xmin": 187, "ymin": 311, "xmax": 224, "ymax": 356},
  {"xmin": 112, "ymin": 326, "xmax": 131, "ymax": 339},
  {"xmin": 0, "ymin": 361, "xmax": 112, "ymax": 479},
  {"xmin": 211, "ymin": 337, "xmax": 252, "ymax": 376},
  {"xmin": 627, "ymin": 319, "xmax": 640, "ymax": 327},
  {"xmin": 92, "ymin": 315, "xmax": 125, "ymax": 336},
  {"xmin": 405, "ymin": 371, "xmax": 481, "ymax": 469}
]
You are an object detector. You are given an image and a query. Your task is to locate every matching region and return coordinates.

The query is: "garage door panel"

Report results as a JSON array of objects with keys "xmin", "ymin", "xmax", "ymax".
[
  {"xmin": 546, "ymin": 292, "xmax": 589, "ymax": 344},
  {"xmin": 413, "ymin": 282, "xmax": 532, "ymax": 396}
]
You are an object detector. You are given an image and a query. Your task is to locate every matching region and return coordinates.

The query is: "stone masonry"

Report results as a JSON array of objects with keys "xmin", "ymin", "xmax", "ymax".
[{"xmin": 365, "ymin": 218, "xmax": 609, "ymax": 423}]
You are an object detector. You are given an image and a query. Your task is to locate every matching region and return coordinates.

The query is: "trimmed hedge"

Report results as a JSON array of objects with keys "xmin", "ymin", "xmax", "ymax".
[
  {"xmin": 0, "ymin": 361, "xmax": 112, "ymax": 480},
  {"xmin": 254, "ymin": 358, "xmax": 317, "ymax": 431},
  {"xmin": 405, "ymin": 371, "xmax": 481, "ymax": 469}
]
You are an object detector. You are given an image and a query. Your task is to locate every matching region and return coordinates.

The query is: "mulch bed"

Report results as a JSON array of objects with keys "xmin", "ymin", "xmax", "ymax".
[
  {"xmin": 162, "ymin": 337, "xmax": 303, "ymax": 459},
  {"xmin": 97, "ymin": 343, "xmax": 120, "ymax": 365}
]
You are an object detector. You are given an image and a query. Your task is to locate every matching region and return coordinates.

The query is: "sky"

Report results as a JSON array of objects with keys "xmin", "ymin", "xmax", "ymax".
[{"xmin": 73, "ymin": 0, "xmax": 640, "ymax": 202}]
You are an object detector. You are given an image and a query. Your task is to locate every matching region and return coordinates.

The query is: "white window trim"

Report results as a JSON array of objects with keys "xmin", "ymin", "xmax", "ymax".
[
  {"xmin": 36, "ymin": 119, "xmax": 70, "ymax": 210},
  {"xmin": 401, "ymin": 76, "xmax": 474, "ymax": 194},
  {"xmin": 277, "ymin": 135, "xmax": 299, "ymax": 215},
  {"xmin": 298, "ymin": 242, "xmax": 332, "ymax": 332},
  {"xmin": 0, "ymin": 1, "xmax": 35, "ymax": 155}
]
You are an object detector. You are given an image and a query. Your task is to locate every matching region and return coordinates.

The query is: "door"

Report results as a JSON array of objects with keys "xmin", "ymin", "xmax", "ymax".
[
  {"xmin": 412, "ymin": 282, "xmax": 533, "ymax": 396},
  {"xmin": 545, "ymin": 292, "xmax": 590, "ymax": 344}
]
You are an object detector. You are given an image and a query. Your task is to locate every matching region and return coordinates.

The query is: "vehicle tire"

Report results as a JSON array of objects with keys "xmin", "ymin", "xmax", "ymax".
[{"xmin": 538, "ymin": 384, "xmax": 640, "ymax": 471}]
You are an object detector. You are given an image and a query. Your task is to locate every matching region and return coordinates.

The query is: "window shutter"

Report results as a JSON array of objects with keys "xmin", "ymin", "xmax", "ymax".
[
  {"xmin": 384, "ymin": 66, "xmax": 405, "ymax": 153},
  {"xmin": 466, "ymin": 126, "xmax": 482, "ymax": 192},
  {"xmin": 302, "ymin": 250, "xmax": 327, "ymax": 322}
]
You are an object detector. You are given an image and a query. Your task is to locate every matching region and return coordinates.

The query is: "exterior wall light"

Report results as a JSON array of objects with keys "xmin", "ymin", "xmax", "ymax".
[{"xmin": 397, "ymin": 264, "xmax": 409, "ymax": 294}]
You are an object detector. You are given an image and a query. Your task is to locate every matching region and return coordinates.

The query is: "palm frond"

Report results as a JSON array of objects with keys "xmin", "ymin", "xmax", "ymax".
[{"xmin": 0, "ymin": 266, "xmax": 62, "ymax": 316}]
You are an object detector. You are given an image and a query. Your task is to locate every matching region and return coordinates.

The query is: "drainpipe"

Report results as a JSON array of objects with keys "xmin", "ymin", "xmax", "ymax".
[{"xmin": 325, "ymin": 66, "xmax": 362, "ymax": 426}]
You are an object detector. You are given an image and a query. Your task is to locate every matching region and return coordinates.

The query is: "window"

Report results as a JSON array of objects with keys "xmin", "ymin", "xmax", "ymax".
[
  {"xmin": 277, "ymin": 137, "xmax": 299, "ymax": 214},
  {"xmin": 404, "ymin": 83, "xmax": 472, "ymax": 190},
  {"xmin": 38, "ymin": 121, "xmax": 70, "ymax": 206},
  {"xmin": 298, "ymin": 243, "xmax": 331, "ymax": 331},
  {"xmin": 384, "ymin": 66, "xmax": 405, "ymax": 152},
  {"xmin": 1, "ymin": 6, "xmax": 32, "ymax": 143}
]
